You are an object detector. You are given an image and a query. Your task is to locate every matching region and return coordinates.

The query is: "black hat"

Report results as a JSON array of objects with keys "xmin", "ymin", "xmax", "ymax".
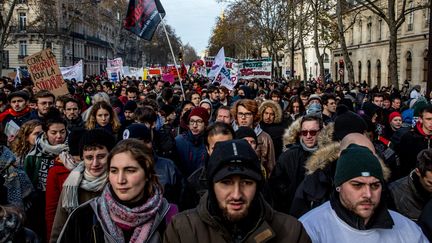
[
  {"xmin": 124, "ymin": 100, "xmax": 137, "ymax": 112},
  {"xmin": 207, "ymin": 139, "xmax": 262, "ymax": 182},
  {"xmin": 79, "ymin": 129, "xmax": 115, "ymax": 157},
  {"xmin": 7, "ymin": 90, "xmax": 29, "ymax": 102},
  {"xmin": 334, "ymin": 144, "xmax": 383, "ymax": 186},
  {"xmin": 235, "ymin": 126, "xmax": 257, "ymax": 142},
  {"xmin": 333, "ymin": 105, "xmax": 368, "ymax": 141},
  {"xmin": 123, "ymin": 123, "xmax": 152, "ymax": 142}
]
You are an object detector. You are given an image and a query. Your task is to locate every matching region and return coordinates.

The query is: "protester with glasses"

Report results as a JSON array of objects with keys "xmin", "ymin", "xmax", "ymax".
[
  {"xmin": 29, "ymin": 90, "xmax": 55, "ymax": 122},
  {"xmin": 175, "ymin": 106, "xmax": 209, "ymax": 177},
  {"xmin": 269, "ymin": 114, "xmax": 323, "ymax": 214},
  {"xmin": 231, "ymin": 99, "xmax": 276, "ymax": 177}
]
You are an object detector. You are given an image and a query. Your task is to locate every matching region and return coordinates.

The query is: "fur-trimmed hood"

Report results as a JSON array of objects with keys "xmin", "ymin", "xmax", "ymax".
[
  {"xmin": 282, "ymin": 118, "xmax": 334, "ymax": 148},
  {"xmin": 258, "ymin": 100, "xmax": 283, "ymax": 124},
  {"xmin": 304, "ymin": 141, "xmax": 391, "ymax": 181}
]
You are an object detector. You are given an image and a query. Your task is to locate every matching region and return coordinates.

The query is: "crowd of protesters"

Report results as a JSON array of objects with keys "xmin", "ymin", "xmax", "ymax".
[{"xmin": 0, "ymin": 73, "xmax": 431, "ymax": 242}]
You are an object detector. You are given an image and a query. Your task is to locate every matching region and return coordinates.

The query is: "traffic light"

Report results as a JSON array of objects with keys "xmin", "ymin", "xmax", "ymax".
[{"xmin": 178, "ymin": 52, "xmax": 183, "ymax": 62}]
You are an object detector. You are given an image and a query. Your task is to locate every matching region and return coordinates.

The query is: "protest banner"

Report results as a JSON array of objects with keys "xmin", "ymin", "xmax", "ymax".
[
  {"xmin": 24, "ymin": 48, "xmax": 68, "ymax": 96},
  {"xmin": 148, "ymin": 68, "xmax": 162, "ymax": 76},
  {"xmin": 107, "ymin": 67, "xmax": 122, "ymax": 82},
  {"xmin": 60, "ymin": 60, "xmax": 83, "ymax": 82},
  {"xmin": 123, "ymin": 0, "xmax": 165, "ymax": 41},
  {"xmin": 238, "ymin": 59, "xmax": 272, "ymax": 79},
  {"xmin": 107, "ymin": 58, "xmax": 123, "ymax": 69}
]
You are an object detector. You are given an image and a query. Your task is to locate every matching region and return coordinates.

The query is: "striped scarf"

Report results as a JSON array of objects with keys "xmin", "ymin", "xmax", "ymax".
[{"xmin": 97, "ymin": 185, "xmax": 162, "ymax": 243}]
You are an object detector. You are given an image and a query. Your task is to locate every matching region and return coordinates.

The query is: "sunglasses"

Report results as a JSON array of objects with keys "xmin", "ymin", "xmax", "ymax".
[{"xmin": 300, "ymin": 130, "xmax": 320, "ymax": 136}]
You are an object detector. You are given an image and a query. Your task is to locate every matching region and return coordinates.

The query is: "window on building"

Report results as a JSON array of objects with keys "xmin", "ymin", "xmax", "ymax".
[
  {"xmin": 425, "ymin": 8, "xmax": 430, "ymax": 28},
  {"xmin": 19, "ymin": 40, "xmax": 27, "ymax": 56},
  {"xmin": 367, "ymin": 60, "xmax": 371, "ymax": 85},
  {"xmin": 2, "ymin": 51, "xmax": 9, "ymax": 68},
  {"xmin": 46, "ymin": 42, "xmax": 52, "ymax": 49},
  {"xmin": 323, "ymin": 53, "xmax": 329, "ymax": 63},
  {"xmin": 378, "ymin": 19, "xmax": 383, "ymax": 40},
  {"xmin": 350, "ymin": 27, "xmax": 354, "ymax": 45},
  {"xmin": 18, "ymin": 0, "xmax": 27, "ymax": 3},
  {"xmin": 408, "ymin": 1, "xmax": 414, "ymax": 31},
  {"xmin": 358, "ymin": 61, "xmax": 362, "ymax": 82},
  {"xmin": 359, "ymin": 20, "xmax": 363, "ymax": 43},
  {"xmin": 423, "ymin": 50, "xmax": 428, "ymax": 82},
  {"xmin": 19, "ymin": 13, "xmax": 26, "ymax": 31},
  {"xmin": 367, "ymin": 17, "xmax": 372, "ymax": 42},
  {"xmin": 335, "ymin": 62, "xmax": 338, "ymax": 78},
  {"xmin": 376, "ymin": 60, "xmax": 381, "ymax": 87},
  {"xmin": 406, "ymin": 51, "xmax": 412, "ymax": 81}
]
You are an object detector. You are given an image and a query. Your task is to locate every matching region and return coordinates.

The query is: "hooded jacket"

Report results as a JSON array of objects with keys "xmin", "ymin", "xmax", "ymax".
[
  {"xmin": 290, "ymin": 137, "xmax": 391, "ymax": 218},
  {"xmin": 269, "ymin": 118, "xmax": 334, "ymax": 213},
  {"xmin": 164, "ymin": 192, "xmax": 311, "ymax": 243},
  {"xmin": 258, "ymin": 100, "xmax": 285, "ymax": 159}
]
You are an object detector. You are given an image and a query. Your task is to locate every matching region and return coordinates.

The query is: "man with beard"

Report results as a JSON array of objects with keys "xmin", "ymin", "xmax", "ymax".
[
  {"xmin": 0, "ymin": 90, "xmax": 32, "ymax": 127},
  {"xmin": 62, "ymin": 98, "xmax": 84, "ymax": 130},
  {"xmin": 164, "ymin": 139, "xmax": 311, "ymax": 243},
  {"xmin": 300, "ymin": 144, "xmax": 427, "ymax": 242}
]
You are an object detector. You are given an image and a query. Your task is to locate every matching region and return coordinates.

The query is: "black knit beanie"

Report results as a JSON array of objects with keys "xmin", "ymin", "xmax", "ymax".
[
  {"xmin": 334, "ymin": 144, "xmax": 384, "ymax": 186},
  {"xmin": 333, "ymin": 105, "xmax": 368, "ymax": 141}
]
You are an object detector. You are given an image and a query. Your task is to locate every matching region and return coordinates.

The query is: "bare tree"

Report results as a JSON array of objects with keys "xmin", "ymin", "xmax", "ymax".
[
  {"xmin": 355, "ymin": 0, "xmax": 428, "ymax": 88},
  {"xmin": 0, "ymin": 0, "xmax": 19, "ymax": 74}
]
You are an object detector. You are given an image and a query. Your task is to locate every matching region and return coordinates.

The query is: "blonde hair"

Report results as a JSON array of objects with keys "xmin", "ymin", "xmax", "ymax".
[
  {"xmin": 85, "ymin": 101, "xmax": 121, "ymax": 133},
  {"xmin": 11, "ymin": 120, "xmax": 42, "ymax": 158}
]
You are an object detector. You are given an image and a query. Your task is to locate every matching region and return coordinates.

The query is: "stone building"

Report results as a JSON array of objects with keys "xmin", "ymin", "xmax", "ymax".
[
  {"xmin": 2, "ymin": 0, "xmax": 141, "ymax": 76},
  {"xmin": 332, "ymin": 1, "xmax": 429, "ymax": 88}
]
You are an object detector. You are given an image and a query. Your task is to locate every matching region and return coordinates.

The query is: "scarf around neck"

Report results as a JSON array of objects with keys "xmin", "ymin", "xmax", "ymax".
[
  {"xmin": 97, "ymin": 185, "xmax": 163, "ymax": 243},
  {"xmin": 300, "ymin": 138, "xmax": 318, "ymax": 152},
  {"xmin": 28, "ymin": 133, "xmax": 68, "ymax": 157},
  {"xmin": 61, "ymin": 162, "xmax": 107, "ymax": 213}
]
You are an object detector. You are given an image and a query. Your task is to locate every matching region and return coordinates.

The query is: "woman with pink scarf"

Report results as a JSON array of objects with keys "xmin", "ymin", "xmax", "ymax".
[{"xmin": 57, "ymin": 139, "xmax": 177, "ymax": 243}]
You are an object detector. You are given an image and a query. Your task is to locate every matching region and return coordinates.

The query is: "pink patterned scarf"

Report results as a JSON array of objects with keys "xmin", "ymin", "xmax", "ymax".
[{"xmin": 97, "ymin": 185, "xmax": 162, "ymax": 243}]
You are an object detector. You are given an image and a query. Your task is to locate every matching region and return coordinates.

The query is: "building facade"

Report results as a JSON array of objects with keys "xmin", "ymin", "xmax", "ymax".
[
  {"xmin": 332, "ymin": 1, "xmax": 429, "ymax": 88},
  {"xmin": 2, "ymin": 0, "xmax": 140, "ymax": 76}
]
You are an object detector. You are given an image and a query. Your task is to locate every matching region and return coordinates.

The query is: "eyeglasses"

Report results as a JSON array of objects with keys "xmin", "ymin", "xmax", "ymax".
[
  {"xmin": 300, "ymin": 130, "xmax": 320, "ymax": 136},
  {"xmin": 38, "ymin": 101, "xmax": 53, "ymax": 106},
  {"xmin": 189, "ymin": 119, "xmax": 204, "ymax": 125},
  {"xmin": 237, "ymin": 112, "xmax": 253, "ymax": 118}
]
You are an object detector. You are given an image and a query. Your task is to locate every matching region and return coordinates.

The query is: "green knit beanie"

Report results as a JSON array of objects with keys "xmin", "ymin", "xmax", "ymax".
[{"xmin": 334, "ymin": 144, "xmax": 384, "ymax": 186}]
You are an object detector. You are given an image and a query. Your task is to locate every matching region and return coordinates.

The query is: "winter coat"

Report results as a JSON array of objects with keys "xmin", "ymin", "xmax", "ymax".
[
  {"xmin": 174, "ymin": 131, "xmax": 208, "ymax": 178},
  {"xmin": 396, "ymin": 123, "xmax": 432, "ymax": 179},
  {"xmin": 388, "ymin": 171, "xmax": 432, "ymax": 221},
  {"xmin": 155, "ymin": 156, "xmax": 183, "ymax": 204},
  {"xmin": 0, "ymin": 106, "xmax": 32, "ymax": 127},
  {"xmin": 65, "ymin": 117, "xmax": 85, "ymax": 131},
  {"xmin": 50, "ymin": 189, "xmax": 100, "ymax": 242},
  {"xmin": 256, "ymin": 127, "xmax": 276, "ymax": 176},
  {"xmin": 290, "ymin": 140, "xmax": 391, "ymax": 218},
  {"xmin": 258, "ymin": 100, "xmax": 285, "ymax": 159},
  {"xmin": 57, "ymin": 196, "xmax": 172, "ymax": 243},
  {"xmin": 270, "ymin": 118, "xmax": 334, "ymax": 213},
  {"xmin": 163, "ymin": 192, "xmax": 311, "ymax": 243},
  {"xmin": 45, "ymin": 162, "xmax": 70, "ymax": 241}
]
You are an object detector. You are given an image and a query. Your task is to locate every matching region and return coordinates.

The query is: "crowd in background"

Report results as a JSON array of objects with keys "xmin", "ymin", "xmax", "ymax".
[{"xmin": 0, "ymin": 73, "xmax": 431, "ymax": 242}]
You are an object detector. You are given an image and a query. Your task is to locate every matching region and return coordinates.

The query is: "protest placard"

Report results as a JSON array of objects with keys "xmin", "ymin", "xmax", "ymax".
[{"xmin": 24, "ymin": 48, "xmax": 68, "ymax": 96}]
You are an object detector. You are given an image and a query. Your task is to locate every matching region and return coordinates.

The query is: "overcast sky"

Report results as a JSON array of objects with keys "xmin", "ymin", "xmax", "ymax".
[{"xmin": 159, "ymin": 0, "xmax": 227, "ymax": 56}]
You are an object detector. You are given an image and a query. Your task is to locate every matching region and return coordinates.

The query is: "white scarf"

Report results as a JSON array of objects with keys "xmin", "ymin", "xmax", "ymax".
[{"xmin": 61, "ymin": 162, "xmax": 107, "ymax": 213}]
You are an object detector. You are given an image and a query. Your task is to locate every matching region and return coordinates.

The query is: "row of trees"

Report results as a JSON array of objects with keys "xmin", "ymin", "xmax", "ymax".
[
  {"xmin": 0, "ymin": 0, "xmax": 199, "ymax": 74},
  {"xmin": 209, "ymin": 0, "xmax": 428, "ymax": 88}
]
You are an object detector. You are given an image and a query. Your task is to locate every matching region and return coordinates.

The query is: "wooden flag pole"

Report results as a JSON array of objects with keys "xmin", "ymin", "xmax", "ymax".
[{"xmin": 159, "ymin": 13, "xmax": 186, "ymax": 100}]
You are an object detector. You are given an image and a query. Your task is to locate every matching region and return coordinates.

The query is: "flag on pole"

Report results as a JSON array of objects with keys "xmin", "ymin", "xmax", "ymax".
[
  {"xmin": 123, "ymin": 0, "xmax": 166, "ymax": 41},
  {"xmin": 14, "ymin": 67, "xmax": 21, "ymax": 87},
  {"xmin": 207, "ymin": 47, "xmax": 225, "ymax": 81}
]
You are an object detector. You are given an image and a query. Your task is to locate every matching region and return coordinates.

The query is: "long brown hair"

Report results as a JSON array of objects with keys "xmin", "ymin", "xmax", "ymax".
[
  {"xmin": 107, "ymin": 139, "xmax": 161, "ymax": 199},
  {"xmin": 85, "ymin": 101, "xmax": 121, "ymax": 133},
  {"xmin": 11, "ymin": 120, "xmax": 42, "ymax": 158}
]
